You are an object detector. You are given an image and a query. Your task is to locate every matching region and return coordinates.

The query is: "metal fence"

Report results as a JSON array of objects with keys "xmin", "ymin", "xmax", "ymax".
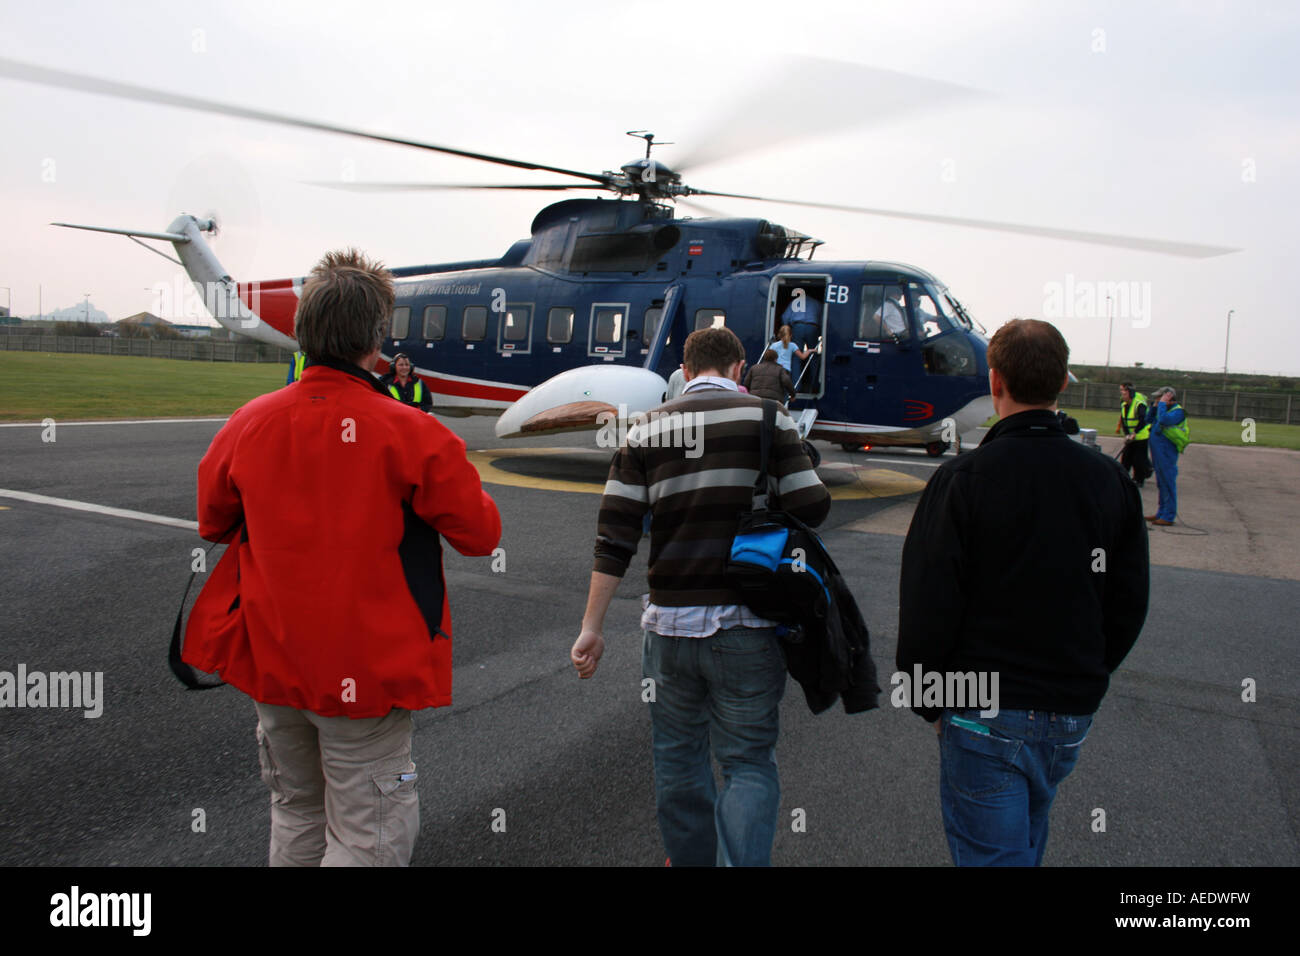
[
  {"xmin": 1062, "ymin": 382, "xmax": 1295, "ymax": 425},
  {"xmin": 0, "ymin": 333, "xmax": 292, "ymax": 365}
]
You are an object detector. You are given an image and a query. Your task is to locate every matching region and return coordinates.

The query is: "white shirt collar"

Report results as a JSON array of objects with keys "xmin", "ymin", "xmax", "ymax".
[{"xmin": 683, "ymin": 375, "xmax": 739, "ymax": 393}]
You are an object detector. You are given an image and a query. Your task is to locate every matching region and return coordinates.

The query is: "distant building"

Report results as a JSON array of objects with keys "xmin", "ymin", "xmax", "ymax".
[{"xmin": 117, "ymin": 311, "xmax": 169, "ymax": 329}]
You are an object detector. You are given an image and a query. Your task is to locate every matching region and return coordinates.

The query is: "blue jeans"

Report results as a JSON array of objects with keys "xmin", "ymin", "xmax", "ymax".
[
  {"xmin": 938, "ymin": 708, "xmax": 1092, "ymax": 866},
  {"xmin": 643, "ymin": 627, "xmax": 786, "ymax": 866}
]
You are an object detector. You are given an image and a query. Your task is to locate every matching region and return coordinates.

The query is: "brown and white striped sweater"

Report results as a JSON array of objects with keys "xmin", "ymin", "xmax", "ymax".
[{"xmin": 593, "ymin": 386, "xmax": 831, "ymax": 606}]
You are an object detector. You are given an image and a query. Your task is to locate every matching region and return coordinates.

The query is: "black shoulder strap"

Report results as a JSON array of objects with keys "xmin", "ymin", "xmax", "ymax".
[
  {"xmin": 752, "ymin": 399, "xmax": 778, "ymax": 511},
  {"xmin": 168, "ymin": 522, "xmax": 242, "ymax": 690}
]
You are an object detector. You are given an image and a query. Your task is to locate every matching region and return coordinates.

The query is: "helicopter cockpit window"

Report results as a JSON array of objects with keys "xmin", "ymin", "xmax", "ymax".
[
  {"xmin": 694, "ymin": 309, "xmax": 726, "ymax": 330},
  {"xmin": 422, "ymin": 306, "xmax": 446, "ymax": 341},
  {"xmin": 462, "ymin": 306, "xmax": 487, "ymax": 342},
  {"xmin": 593, "ymin": 308, "xmax": 625, "ymax": 343},
  {"xmin": 643, "ymin": 307, "xmax": 663, "ymax": 347},
  {"xmin": 923, "ymin": 333, "xmax": 977, "ymax": 378},
  {"xmin": 547, "ymin": 307, "xmax": 574, "ymax": 344},
  {"xmin": 390, "ymin": 307, "xmax": 411, "ymax": 341},
  {"xmin": 857, "ymin": 284, "xmax": 908, "ymax": 341},
  {"xmin": 910, "ymin": 283, "xmax": 955, "ymax": 339}
]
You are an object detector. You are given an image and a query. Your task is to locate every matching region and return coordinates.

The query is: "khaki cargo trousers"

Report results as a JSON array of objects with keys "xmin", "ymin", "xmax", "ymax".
[{"xmin": 253, "ymin": 701, "xmax": 419, "ymax": 866}]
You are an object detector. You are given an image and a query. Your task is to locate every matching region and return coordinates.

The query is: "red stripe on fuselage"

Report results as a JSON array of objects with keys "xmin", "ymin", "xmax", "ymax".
[
  {"xmin": 236, "ymin": 281, "xmax": 299, "ymax": 338},
  {"xmin": 426, "ymin": 375, "xmax": 528, "ymax": 402}
]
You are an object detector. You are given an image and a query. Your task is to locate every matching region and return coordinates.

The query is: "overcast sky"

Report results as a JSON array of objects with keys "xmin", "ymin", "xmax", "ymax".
[{"xmin": 2, "ymin": 0, "xmax": 1297, "ymax": 374}]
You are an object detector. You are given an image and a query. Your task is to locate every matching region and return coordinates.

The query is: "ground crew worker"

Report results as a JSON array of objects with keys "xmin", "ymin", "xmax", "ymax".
[
  {"xmin": 286, "ymin": 349, "xmax": 306, "ymax": 385},
  {"xmin": 379, "ymin": 352, "xmax": 432, "ymax": 413},
  {"xmin": 1145, "ymin": 386, "xmax": 1190, "ymax": 526},
  {"xmin": 1116, "ymin": 383, "xmax": 1152, "ymax": 486}
]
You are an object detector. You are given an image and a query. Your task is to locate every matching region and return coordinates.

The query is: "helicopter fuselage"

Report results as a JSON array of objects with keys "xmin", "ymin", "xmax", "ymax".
[{"xmin": 364, "ymin": 199, "xmax": 993, "ymax": 448}]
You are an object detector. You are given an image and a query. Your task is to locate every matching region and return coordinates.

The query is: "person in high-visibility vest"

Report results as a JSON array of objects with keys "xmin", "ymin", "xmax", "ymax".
[
  {"xmin": 285, "ymin": 350, "xmax": 307, "ymax": 385},
  {"xmin": 1116, "ymin": 383, "xmax": 1152, "ymax": 486},
  {"xmin": 378, "ymin": 352, "xmax": 432, "ymax": 413},
  {"xmin": 1144, "ymin": 387, "xmax": 1190, "ymax": 526}
]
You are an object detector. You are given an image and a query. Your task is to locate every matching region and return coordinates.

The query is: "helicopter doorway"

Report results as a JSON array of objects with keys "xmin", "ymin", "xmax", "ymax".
[{"xmin": 768, "ymin": 275, "xmax": 829, "ymax": 399}]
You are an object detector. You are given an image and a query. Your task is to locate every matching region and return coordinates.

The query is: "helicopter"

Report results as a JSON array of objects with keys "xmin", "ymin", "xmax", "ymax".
[{"xmin": 2, "ymin": 56, "xmax": 1238, "ymax": 456}]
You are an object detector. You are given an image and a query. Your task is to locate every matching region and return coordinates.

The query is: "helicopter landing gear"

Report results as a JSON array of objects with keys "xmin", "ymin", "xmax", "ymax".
[{"xmin": 925, "ymin": 441, "xmax": 950, "ymax": 458}]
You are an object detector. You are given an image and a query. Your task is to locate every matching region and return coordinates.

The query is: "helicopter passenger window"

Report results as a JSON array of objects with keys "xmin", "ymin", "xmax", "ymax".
[
  {"xmin": 547, "ymin": 308, "xmax": 574, "ymax": 344},
  {"xmin": 502, "ymin": 305, "xmax": 531, "ymax": 341},
  {"xmin": 422, "ymin": 306, "xmax": 446, "ymax": 341},
  {"xmin": 593, "ymin": 308, "xmax": 624, "ymax": 343},
  {"xmin": 910, "ymin": 283, "xmax": 955, "ymax": 339},
  {"xmin": 391, "ymin": 307, "xmax": 411, "ymax": 340},
  {"xmin": 694, "ymin": 309, "xmax": 725, "ymax": 330},
  {"xmin": 462, "ymin": 306, "xmax": 487, "ymax": 342}
]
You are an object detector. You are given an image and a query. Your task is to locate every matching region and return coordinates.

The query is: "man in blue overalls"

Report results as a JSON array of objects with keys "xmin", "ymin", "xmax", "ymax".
[{"xmin": 1144, "ymin": 387, "xmax": 1189, "ymax": 527}]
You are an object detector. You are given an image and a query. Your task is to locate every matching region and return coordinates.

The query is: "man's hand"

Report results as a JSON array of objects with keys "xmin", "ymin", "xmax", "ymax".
[
  {"xmin": 571, "ymin": 630, "xmax": 605, "ymax": 679},
  {"xmin": 933, "ymin": 719, "xmax": 941, "ymax": 735}
]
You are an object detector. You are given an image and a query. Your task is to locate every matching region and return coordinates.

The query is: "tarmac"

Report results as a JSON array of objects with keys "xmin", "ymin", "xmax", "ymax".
[{"xmin": 0, "ymin": 417, "xmax": 1296, "ymax": 866}]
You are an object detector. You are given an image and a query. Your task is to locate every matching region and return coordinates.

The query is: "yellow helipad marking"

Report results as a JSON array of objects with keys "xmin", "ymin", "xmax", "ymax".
[
  {"xmin": 467, "ymin": 448, "xmax": 609, "ymax": 494},
  {"xmin": 467, "ymin": 447, "xmax": 926, "ymax": 499}
]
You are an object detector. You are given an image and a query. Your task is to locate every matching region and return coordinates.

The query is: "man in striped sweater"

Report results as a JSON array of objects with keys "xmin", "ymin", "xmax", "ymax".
[{"xmin": 570, "ymin": 326, "xmax": 831, "ymax": 866}]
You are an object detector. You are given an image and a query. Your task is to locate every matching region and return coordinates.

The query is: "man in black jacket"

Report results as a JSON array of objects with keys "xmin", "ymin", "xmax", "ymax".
[{"xmin": 897, "ymin": 319, "xmax": 1148, "ymax": 866}]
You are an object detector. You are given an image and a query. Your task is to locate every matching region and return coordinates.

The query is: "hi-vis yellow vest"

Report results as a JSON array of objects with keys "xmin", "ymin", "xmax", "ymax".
[
  {"xmin": 1161, "ymin": 405, "xmax": 1190, "ymax": 453},
  {"xmin": 389, "ymin": 380, "xmax": 423, "ymax": 404},
  {"xmin": 1123, "ymin": 392, "xmax": 1151, "ymax": 441}
]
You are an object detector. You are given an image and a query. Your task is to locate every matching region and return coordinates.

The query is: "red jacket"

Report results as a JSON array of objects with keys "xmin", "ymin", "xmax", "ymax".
[{"xmin": 184, "ymin": 361, "xmax": 501, "ymax": 717}]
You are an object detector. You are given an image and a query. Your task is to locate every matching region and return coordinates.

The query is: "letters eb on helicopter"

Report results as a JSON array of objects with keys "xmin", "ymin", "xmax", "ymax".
[{"xmin": 10, "ymin": 55, "xmax": 1237, "ymax": 456}]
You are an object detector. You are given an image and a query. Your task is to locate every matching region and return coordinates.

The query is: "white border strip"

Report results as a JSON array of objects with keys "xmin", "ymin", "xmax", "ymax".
[
  {"xmin": 0, "ymin": 489, "xmax": 198, "ymax": 531},
  {"xmin": 0, "ymin": 417, "xmax": 229, "ymax": 428}
]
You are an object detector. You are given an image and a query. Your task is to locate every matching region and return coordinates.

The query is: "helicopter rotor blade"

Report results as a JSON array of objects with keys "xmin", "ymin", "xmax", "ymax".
[
  {"xmin": 676, "ymin": 197, "xmax": 735, "ymax": 220},
  {"xmin": 0, "ymin": 56, "xmax": 612, "ymax": 185},
  {"xmin": 690, "ymin": 189, "xmax": 1240, "ymax": 259},
  {"xmin": 671, "ymin": 56, "xmax": 987, "ymax": 173},
  {"xmin": 302, "ymin": 182, "xmax": 610, "ymax": 193}
]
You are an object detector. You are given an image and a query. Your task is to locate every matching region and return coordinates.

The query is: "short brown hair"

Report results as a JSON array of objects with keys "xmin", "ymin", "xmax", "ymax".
[
  {"xmin": 293, "ymin": 248, "xmax": 394, "ymax": 364},
  {"xmin": 683, "ymin": 326, "xmax": 746, "ymax": 376},
  {"xmin": 986, "ymin": 319, "xmax": 1069, "ymax": 405},
  {"xmin": 761, "ymin": 348, "xmax": 777, "ymax": 363}
]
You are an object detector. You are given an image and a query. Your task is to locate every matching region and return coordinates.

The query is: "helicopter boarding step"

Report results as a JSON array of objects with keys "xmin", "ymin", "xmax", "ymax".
[{"xmin": 793, "ymin": 407, "xmax": 818, "ymax": 440}]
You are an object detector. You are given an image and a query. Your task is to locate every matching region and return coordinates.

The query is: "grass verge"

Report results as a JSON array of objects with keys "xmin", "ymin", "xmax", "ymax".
[
  {"xmin": 981, "ymin": 408, "xmax": 1300, "ymax": 450},
  {"xmin": 0, "ymin": 352, "xmax": 287, "ymax": 421}
]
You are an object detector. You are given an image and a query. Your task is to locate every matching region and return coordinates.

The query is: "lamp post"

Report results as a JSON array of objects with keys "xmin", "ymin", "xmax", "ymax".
[
  {"xmin": 1105, "ymin": 294, "xmax": 1114, "ymax": 382},
  {"xmin": 84, "ymin": 293, "xmax": 92, "ymax": 324},
  {"xmin": 1222, "ymin": 308, "xmax": 1234, "ymax": 388}
]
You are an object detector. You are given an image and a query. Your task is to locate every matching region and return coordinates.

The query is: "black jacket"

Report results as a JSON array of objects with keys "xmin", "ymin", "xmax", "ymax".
[{"xmin": 897, "ymin": 409, "xmax": 1149, "ymax": 721}]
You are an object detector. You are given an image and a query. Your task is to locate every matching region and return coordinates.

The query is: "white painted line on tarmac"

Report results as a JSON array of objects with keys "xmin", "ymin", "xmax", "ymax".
[
  {"xmin": 0, "ymin": 417, "xmax": 228, "ymax": 428},
  {"xmin": 823, "ymin": 457, "xmax": 944, "ymax": 469},
  {"xmin": 0, "ymin": 489, "xmax": 198, "ymax": 531}
]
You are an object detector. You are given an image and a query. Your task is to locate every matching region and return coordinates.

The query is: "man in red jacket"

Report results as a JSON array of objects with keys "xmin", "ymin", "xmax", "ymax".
[{"xmin": 185, "ymin": 248, "xmax": 501, "ymax": 866}]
